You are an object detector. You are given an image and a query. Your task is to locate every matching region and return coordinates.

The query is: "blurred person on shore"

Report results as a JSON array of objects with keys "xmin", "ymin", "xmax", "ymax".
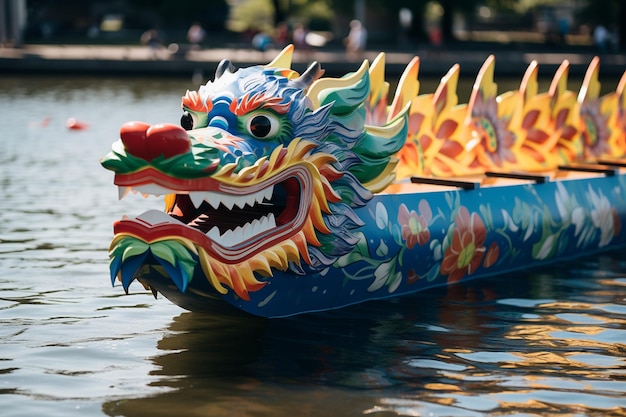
[
  {"xmin": 344, "ymin": 19, "xmax": 367, "ymax": 60},
  {"xmin": 292, "ymin": 23, "xmax": 313, "ymax": 58},
  {"xmin": 252, "ymin": 31, "xmax": 272, "ymax": 51},
  {"xmin": 140, "ymin": 29, "xmax": 162, "ymax": 59},
  {"xmin": 187, "ymin": 22, "xmax": 206, "ymax": 50},
  {"xmin": 293, "ymin": 23, "xmax": 309, "ymax": 50},
  {"xmin": 593, "ymin": 24, "xmax": 617, "ymax": 53},
  {"xmin": 428, "ymin": 26, "xmax": 443, "ymax": 53},
  {"xmin": 274, "ymin": 22, "xmax": 290, "ymax": 48}
]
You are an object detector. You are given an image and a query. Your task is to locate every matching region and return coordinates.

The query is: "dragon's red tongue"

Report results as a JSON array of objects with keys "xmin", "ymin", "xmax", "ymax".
[{"xmin": 120, "ymin": 121, "xmax": 191, "ymax": 161}]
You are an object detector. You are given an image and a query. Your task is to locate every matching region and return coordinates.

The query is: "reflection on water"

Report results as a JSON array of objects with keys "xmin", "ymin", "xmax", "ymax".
[
  {"xmin": 1, "ymin": 75, "xmax": 626, "ymax": 417},
  {"xmin": 100, "ymin": 258, "xmax": 626, "ymax": 417}
]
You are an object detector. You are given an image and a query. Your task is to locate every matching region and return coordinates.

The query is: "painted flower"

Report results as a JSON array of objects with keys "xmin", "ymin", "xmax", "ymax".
[
  {"xmin": 588, "ymin": 186, "xmax": 617, "ymax": 247},
  {"xmin": 441, "ymin": 207, "xmax": 487, "ymax": 283},
  {"xmin": 397, "ymin": 200, "xmax": 432, "ymax": 249},
  {"xmin": 580, "ymin": 99, "xmax": 612, "ymax": 159},
  {"xmin": 555, "ymin": 182, "xmax": 585, "ymax": 237},
  {"xmin": 468, "ymin": 92, "xmax": 517, "ymax": 168},
  {"xmin": 465, "ymin": 56, "xmax": 518, "ymax": 170},
  {"xmin": 483, "ymin": 241, "xmax": 500, "ymax": 268}
]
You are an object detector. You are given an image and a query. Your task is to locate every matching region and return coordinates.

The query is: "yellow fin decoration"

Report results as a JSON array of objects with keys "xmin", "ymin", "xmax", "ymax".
[
  {"xmin": 515, "ymin": 61, "xmax": 561, "ymax": 170},
  {"xmin": 433, "ymin": 64, "xmax": 459, "ymax": 120},
  {"xmin": 466, "ymin": 54, "xmax": 497, "ymax": 130},
  {"xmin": 265, "ymin": 44, "xmax": 294, "ymax": 69},
  {"xmin": 520, "ymin": 60, "xmax": 539, "ymax": 101},
  {"xmin": 548, "ymin": 60, "xmax": 570, "ymax": 109},
  {"xmin": 578, "ymin": 56, "xmax": 601, "ymax": 103},
  {"xmin": 389, "ymin": 57, "xmax": 420, "ymax": 122},
  {"xmin": 498, "ymin": 62, "xmax": 535, "ymax": 136},
  {"xmin": 368, "ymin": 53, "xmax": 389, "ymax": 110},
  {"xmin": 547, "ymin": 61, "xmax": 582, "ymax": 163},
  {"xmin": 470, "ymin": 55, "xmax": 498, "ymax": 108},
  {"xmin": 618, "ymin": 70, "xmax": 626, "ymax": 112},
  {"xmin": 465, "ymin": 55, "xmax": 499, "ymax": 170},
  {"xmin": 613, "ymin": 70, "xmax": 626, "ymax": 153}
]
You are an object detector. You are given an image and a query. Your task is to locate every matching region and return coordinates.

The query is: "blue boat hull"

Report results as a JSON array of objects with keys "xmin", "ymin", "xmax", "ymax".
[{"xmin": 134, "ymin": 169, "xmax": 626, "ymax": 317}]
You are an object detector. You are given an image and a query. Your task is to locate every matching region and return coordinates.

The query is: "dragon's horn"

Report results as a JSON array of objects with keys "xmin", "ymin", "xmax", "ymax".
[
  {"xmin": 215, "ymin": 59, "xmax": 237, "ymax": 79},
  {"xmin": 266, "ymin": 44, "xmax": 294, "ymax": 69},
  {"xmin": 290, "ymin": 62, "xmax": 325, "ymax": 90}
]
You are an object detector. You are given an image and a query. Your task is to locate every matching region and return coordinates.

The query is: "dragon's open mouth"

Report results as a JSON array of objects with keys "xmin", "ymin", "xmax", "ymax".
[
  {"xmin": 114, "ymin": 165, "xmax": 313, "ymax": 263},
  {"xmin": 168, "ymin": 176, "xmax": 301, "ymax": 246}
]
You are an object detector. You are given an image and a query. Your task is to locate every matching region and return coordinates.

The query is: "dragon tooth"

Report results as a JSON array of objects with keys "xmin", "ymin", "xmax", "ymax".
[
  {"xmin": 251, "ymin": 188, "xmax": 266, "ymax": 206},
  {"xmin": 262, "ymin": 186, "xmax": 274, "ymax": 203},
  {"xmin": 221, "ymin": 229, "xmax": 234, "ymax": 246},
  {"xmin": 222, "ymin": 196, "xmax": 236, "ymax": 210},
  {"xmin": 206, "ymin": 191, "xmax": 222, "ymax": 210},
  {"xmin": 242, "ymin": 191, "xmax": 258, "ymax": 208},
  {"xmin": 239, "ymin": 224, "xmax": 251, "ymax": 243},
  {"xmin": 267, "ymin": 213, "xmax": 277, "ymax": 228},
  {"xmin": 232, "ymin": 225, "xmax": 245, "ymax": 245},
  {"xmin": 207, "ymin": 226, "xmax": 221, "ymax": 242},
  {"xmin": 234, "ymin": 195, "xmax": 247, "ymax": 209},
  {"xmin": 262, "ymin": 214, "xmax": 275, "ymax": 232},
  {"xmin": 257, "ymin": 215, "xmax": 267, "ymax": 232},
  {"xmin": 249, "ymin": 218, "xmax": 261, "ymax": 236},
  {"xmin": 189, "ymin": 192, "xmax": 207, "ymax": 209},
  {"xmin": 118, "ymin": 186, "xmax": 131, "ymax": 200}
]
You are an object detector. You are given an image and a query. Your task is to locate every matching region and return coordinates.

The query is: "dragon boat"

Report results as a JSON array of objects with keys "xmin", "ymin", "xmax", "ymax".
[{"xmin": 101, "ymin": 45, "xmax": 626, "ymax": 318}]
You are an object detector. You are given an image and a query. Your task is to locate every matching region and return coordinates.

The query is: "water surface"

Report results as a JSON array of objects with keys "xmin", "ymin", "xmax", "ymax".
[{"xmin": 1, "ymin": 74, "xmax": 625, "ymax": 417}]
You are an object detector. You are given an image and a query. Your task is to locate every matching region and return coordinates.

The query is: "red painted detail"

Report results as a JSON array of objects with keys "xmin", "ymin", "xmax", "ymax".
[
  {"xmin": 120, "ymin": 121, "xmax": 151, "ymax": 159},
  {"xmin": 120, "ymin": 121, "xmax": 191, "ymax": 161},
  {"xmin": 114, "ymin": 168, "xmax": 221, "ymax": 191},
  {"xmin": 145, "ymin": 123, "xmax": 191, "ymax": 160}
]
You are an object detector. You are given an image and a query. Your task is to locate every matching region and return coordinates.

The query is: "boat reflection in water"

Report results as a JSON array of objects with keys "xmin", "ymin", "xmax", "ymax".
[{"xmin": 102, "ymin": 251, "xmax": 626, "ymax": 417}]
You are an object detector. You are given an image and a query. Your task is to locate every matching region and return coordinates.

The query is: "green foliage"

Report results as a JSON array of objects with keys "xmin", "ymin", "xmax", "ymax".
[{"xmin": 227, "ymin": 0, "xmax": 275, "ymax": 32}]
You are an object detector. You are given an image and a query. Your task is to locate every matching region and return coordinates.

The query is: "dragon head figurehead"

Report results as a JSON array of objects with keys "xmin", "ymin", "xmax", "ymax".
[{"xmin": 101, "ymin": 45, "xmax": 408, "ymax": 301}]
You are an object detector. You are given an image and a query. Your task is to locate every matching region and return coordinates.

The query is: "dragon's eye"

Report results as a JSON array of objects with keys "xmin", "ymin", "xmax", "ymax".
[
  {"xmin": 246, "ymin": 112, "xmax": 280, "ymax": 139},
  {"xmin": 180, "ymin": 111, "xmax": 196, "ymax": 130}
]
